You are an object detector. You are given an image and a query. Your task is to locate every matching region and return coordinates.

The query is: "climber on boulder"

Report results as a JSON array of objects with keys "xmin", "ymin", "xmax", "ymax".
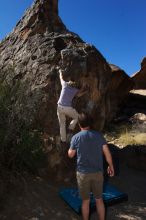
[{"xmin": 57, "ymin": 68, "xmax": 87, "ymax": 145}]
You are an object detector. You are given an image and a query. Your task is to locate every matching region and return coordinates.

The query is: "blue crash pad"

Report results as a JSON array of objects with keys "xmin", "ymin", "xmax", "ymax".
[{"xmin": 59, "ymin": 183, "xmax": 128, "ymax": 213}]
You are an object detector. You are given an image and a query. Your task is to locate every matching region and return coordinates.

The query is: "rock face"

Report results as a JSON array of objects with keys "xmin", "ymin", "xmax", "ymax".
[
  {"xmin": 0, "ymin": 0, "xmax": 133, "ymax": 176},
  {"xmin": 106, "ymin": 64, "xmax": 133, "ymax": 121},
  {"xmin": 131, "ymin": 57, "xmax": 146, "ymax": 89},
  {"xmin": 120, "ymin": 145, "xmax": 146, "ymax": 171}
]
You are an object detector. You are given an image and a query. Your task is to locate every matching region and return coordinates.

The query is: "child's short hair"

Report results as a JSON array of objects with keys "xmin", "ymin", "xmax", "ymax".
[{"xmin": 78, "ymin": 112, "xmax": 93, "ymax": 128}]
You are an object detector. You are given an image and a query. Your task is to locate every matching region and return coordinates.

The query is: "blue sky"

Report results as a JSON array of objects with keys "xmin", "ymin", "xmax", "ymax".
[{"xmin": 0, "ymin": 0, "xmax": 146, "ymax": 76}]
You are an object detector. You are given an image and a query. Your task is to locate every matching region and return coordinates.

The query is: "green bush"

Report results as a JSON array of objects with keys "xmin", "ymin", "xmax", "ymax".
[
  {"xmin": 10, "ymin": 129, "xmax": 47, "ymax": 173},
  {"xmin": 0, "ymin": 75, "xmax": 47, "ymax": 175}
]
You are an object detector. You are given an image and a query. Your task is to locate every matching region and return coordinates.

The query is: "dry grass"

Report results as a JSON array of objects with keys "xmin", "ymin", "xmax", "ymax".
[
  {"xmin": 105, "ymin": 123, "xmax": 146, "ymax": 147},
  {"xmin": 118, "ymin": 131, "xmax": 146, "ymax": 146}
]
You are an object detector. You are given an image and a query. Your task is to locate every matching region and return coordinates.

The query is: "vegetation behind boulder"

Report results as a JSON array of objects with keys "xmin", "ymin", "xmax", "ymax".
[{"xmin": 0, "ymin": 72, "xmax": 47, "ymax": 200}]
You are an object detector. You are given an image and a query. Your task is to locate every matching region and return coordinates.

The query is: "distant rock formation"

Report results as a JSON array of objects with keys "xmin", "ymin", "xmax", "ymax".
[
  {"xmin": 0, "ymin": 0, "xmax": 133, "ymax": 176},
  {"xmin": 131, "ymin": 57, "xmax": 146, "ymax": 89}
]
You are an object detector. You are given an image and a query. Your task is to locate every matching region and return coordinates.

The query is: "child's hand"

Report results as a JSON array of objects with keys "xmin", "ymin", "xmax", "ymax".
[{"xmin": 107, "ymin": 166, "xmax": 114, "ymax": 177}]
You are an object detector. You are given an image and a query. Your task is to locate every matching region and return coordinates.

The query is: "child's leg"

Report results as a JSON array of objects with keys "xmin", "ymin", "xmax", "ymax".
[
  {"xmin": 65, "ymin": 107, "xmax": 78, "ymax": 130},
  {"xmin": 57, "ymin": 106, "xmax": 67, "ymax": 142}
]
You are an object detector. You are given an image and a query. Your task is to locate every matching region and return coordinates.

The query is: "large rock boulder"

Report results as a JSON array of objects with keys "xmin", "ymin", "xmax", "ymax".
[
  {"xmin": 0, "ymin": 0, "xmax": 133, "ymax": 177},
  {"xmin": 106, "ymin": 64, "xmax": 133, "ymax": 121},
  {"xmin": 0, "ymin": 0, "xmax": 112, "ymax": 132},
  {"xmin": 131, "ymin": 57, "xmax": 146, "ymax": 89}
]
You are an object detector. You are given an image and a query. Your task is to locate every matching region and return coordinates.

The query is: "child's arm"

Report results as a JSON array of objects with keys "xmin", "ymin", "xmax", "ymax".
[
  {"xmin": 103, "ymin": 144, "xmax": 115, "ymax": 177},
  {"xmin": 68, "ymin": 148, "xmax": 76, "ymax": 158},
  {"xmin": 59, "ymin": 69, "xmax": 65, "ymax": 86}
]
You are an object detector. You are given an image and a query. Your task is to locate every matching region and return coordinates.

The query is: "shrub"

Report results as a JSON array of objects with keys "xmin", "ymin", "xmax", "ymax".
[{"xmin": 0, "ymin": 74, "xmax": 47, "ymax": 175}]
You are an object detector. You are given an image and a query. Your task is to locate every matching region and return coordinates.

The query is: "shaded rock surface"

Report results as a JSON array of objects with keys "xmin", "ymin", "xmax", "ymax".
[
  {"xmin": 0, "ymin": 0, "xmax": 133, "ymax": 175},
  {"xmin": 132, "ymin": 57, "xmax": 146, "ymax": 89},
  {"xmin": 121, "ymin": 91, "xmax": 146, "ymax": 120},
  {"xmin": 106, "ymin": 64, "xmax": 133, "ymax": 122},
  {"xmin": 120, "ymin": 145, "xmax": 146, "ymax": 171}
]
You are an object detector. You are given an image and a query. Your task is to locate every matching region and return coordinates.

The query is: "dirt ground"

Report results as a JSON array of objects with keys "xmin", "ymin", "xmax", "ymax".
[{"xmin": 0, "ymin": 162, "xmax": 146, "ymax": 220}]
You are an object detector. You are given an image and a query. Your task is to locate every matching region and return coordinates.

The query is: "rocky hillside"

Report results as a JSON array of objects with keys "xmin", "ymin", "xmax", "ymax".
[{"xmin": 0, "ymin": 0, "xmax": 133, "ymax": 175}]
